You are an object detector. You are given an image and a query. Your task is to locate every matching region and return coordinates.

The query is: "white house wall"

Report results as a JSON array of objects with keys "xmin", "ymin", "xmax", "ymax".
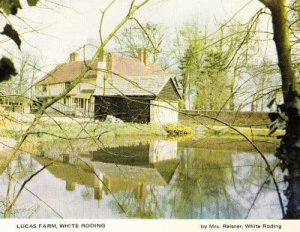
[
  {"xmin": 150, "ymin": 100, "xmax": 178, "ymax": 124},
  {"xmin": 94, "ymin": 61, "xmax": 106, "ymax": 95},
  {"xmin": 36, "ymin": 83, "xmax": 64, "ymax": 97},
  {"xmin": 149, "ymin": 140, "xmax": 178, "ymax": 164},
  {"xmin": 79, "ymin": 81, "xmax": 96, "ymax": 92},
  {"xmin": 36, "ymin": 81, "xmax": 95, "ymax": 98}
]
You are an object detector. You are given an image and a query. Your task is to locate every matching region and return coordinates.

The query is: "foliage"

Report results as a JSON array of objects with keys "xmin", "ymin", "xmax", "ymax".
[
  {"xmin": 0, "ymin": 57, "xmax": 17, "ymax": 82},
  {"xmin": 195, "ymin": 49, "xmax": 231, "ymax": 110},
  {"xmin": 165, "ymin": 124, "xmax": 194, "ymax": 136},
  {"xmin": 178, "ymin": 25, "xmax": 232, "ymax": 110},
  {"xmin": 178, "ymin": 30, "xmax": 203, "ymax": 109},
  {"xmin": 0, "ymin": 0, "xmax": 39, "ymax": 82},
  {"xmin": 3, "ymin": 54, "xmax": 40, "ymax": 96},
  {"xmin": 258, "ymin": 0, "xmax": 300, "ymax": 218}
]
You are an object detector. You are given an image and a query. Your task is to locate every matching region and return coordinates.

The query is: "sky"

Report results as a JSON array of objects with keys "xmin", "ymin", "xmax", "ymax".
[{"xmin": 1, "ymin": 0, "xmax": 267, "ymax": 71}]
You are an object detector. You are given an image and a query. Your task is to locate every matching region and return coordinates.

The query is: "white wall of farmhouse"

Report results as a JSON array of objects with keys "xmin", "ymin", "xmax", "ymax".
[
  {"xmin": 94, "ymin": 61, "xmax": 106, "ymax": 95},
  {"xmin": 35, "ymin": 83, "xmax": 65, "ymax": 97},
  {"xmin": 149, "ymin": 140, "xmax": 178, "ymax": 164},
  {"xmin": 36, "ymin": 83, "xmax": 77, "ymax": 97},
  {"xmin": 36, "ymin": 81, "xmax": 95, "ymax": 98},
  {"xmin": 150, "ymin": 100, "xmax": 178, "ymax": 125},
  {"xmin": 35, "ymin": 79, "xmax": 96, "ymax": 117}
]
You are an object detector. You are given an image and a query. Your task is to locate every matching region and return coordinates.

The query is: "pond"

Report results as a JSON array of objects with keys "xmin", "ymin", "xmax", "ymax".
[{"xmin": 0, "ymin": 137, "xmax": 285, "ymax": 219}]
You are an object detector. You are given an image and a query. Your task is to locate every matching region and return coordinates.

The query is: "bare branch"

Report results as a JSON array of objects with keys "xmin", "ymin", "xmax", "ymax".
[
  {"xmin": 99, "ymin": 0, "xmax": 117, "ymax": 44},
  {"xmin": 0, "ymin": 0, "xmax": 150, "ymax": 176},
  {"xmin": 259, "ymin": 0, "xmax": 273, "ymax": 9},
  {"xmin": 183, "ymin": 112, "xmax": 285, "ymax": 217},
  {"xmin": 4, "ymin": 163, "xmax": 54, "ymax": 217}
]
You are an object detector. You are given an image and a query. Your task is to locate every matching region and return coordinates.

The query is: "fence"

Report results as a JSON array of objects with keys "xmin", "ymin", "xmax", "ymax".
[{"xmin": 179, "ymin": 110, "xmax": 271, "ymax": 127}]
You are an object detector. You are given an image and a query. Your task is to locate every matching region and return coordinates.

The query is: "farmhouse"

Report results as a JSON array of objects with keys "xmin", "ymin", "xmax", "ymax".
[{"xmin": 35, "ymin": 50, "xmax": 181, "ymax": 124}]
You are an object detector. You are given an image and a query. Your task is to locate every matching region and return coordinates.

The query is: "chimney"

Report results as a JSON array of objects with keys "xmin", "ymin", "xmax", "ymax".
[
  {"xmin": 105, "ymin": 53, "xmax": 112, "ymax": 78},
  {"xmin": 98, "ymin": 49, "xmax": 105, "ymax": 62},
  {"xmin": 143, "ymin": 48, "xmax": 149, "ymax": 65},
  {"xmin": 137, "ymin": 48, "xmax": 149, "ymax": 65},
  {"xmin": 138, "ymin": 48, "xmax": 143, "ymax": 61},
  {"xmin": 69, "ymin": 52, "xmax": 79, "ymax": 62}
]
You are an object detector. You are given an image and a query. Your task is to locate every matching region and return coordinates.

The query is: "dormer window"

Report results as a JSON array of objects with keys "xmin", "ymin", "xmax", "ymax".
[
  {"xmin": 42, "ymin": 85, "xmax": 47, "ymax": 92},
  {"xmin": 65, "ymin": 82, "xmax": 71, "ymax": 89}
]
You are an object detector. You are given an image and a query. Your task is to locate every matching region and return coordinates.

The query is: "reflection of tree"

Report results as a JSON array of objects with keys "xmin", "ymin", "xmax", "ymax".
[
  {"xmin": 110, "ymin": 184, "xmax": 167, "ymax": 218},
  {"xmin": 13, "ymin": 155, "xmax": 36, "ymax": 180},
  {"xmin": 0, "ymin": 155, "xmax": 39, "ymax": 218},
  {"xmin": 167, "ymin": 148, "xmax": 282, "ymax": 219},
  {"xmin": 231, "ymin": 152, "xmax": 283, "ymax": 218},
  {"xmin": 168, "ymin": 149, "xmax": 241, "ymax": 219}
]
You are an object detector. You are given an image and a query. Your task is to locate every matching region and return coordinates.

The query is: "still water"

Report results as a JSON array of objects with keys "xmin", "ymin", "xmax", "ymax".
[{"xmin": 0, "ymin": 137, "xmax": 285, "ymax": 219}]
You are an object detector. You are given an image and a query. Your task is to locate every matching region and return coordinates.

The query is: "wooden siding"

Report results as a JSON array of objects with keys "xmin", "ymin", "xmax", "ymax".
[
  {"xmin": 35, "ymin": 78, "xmax": 96, "ymax": 98},
  {"xmin": 79, "ymin": 81, "xmax": 96, "ymax": 92},
  {"xmin": 157, "ymin": 80, "xmax": 180, "ymax": 101},
  {"xmin": 36, "ymin": 95, "xmax": 94, "ymax": 117},
  {"xmin": 94, "ymin": 96, "xmax": 153, "ymax": 123},
  {"xmin": 36, "ymin": 83, "xmax": 78, "ymax": 97}
]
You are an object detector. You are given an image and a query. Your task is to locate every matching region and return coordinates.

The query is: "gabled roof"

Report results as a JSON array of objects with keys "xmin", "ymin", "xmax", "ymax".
[
  {"xmin": 37, "ymin": 53, "xmax": 166, "ymax": 85},
  {"xmin": 98, "ymin": 74, "xmax": 173, "ymax": 96},
  {"xmin": 38, "ymin": 61, "xmax": 98, "ymax": 85}
]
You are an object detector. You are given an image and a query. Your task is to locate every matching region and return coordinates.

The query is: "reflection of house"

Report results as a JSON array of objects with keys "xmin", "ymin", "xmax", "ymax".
[
  {"xmin": 92, "ymin": 140, "xmax": 179, "ymax": 185},
  {"xmin": 34, "ymin": 140, "xmax": 179, "ymax": 201},
  {"xmin": 35, "ymin": 50, "xmax": 181, "ymax": 124}
]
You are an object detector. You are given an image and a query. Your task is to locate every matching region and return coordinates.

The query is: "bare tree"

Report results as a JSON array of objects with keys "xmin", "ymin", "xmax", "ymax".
[
  {"xmin": 258, "ymin": 0, "xmax": 300, "ymax": 218},
  {"xmin": 0, "ymin": 0, "xmax": 151, "ymax": 216},
  {"xmin": 114, "ymin": 21, "xmax": 165, "ymax": 62}
]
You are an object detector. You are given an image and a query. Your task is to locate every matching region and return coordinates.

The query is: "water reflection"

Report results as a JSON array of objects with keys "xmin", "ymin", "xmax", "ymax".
[
  {"xmin": 0, "ymin": 138, "xmax": 284, "ymax": 219},
  {"xmin": 0, "ymin": 155, "xmax": 40, "ymax": 218}
]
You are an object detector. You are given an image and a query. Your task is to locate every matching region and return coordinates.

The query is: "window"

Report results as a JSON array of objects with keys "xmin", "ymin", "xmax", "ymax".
[
  {"xmin": 64, "ymin": 97, "xmax": 71, "ymax": 105},
  {"xmin": 65, "ymin": 82, "xmax": 71, "ymax": 89},
  {"xmin": 42, "ymin": 85, "xmax": 47, "ymax": 92},
  {"xmin": 72, "ymin": 98, "xmax": 78, "ymax": 104},
  {"xmin": 79, "ymin": 99, "xmax": 84, "ymax": 108}
]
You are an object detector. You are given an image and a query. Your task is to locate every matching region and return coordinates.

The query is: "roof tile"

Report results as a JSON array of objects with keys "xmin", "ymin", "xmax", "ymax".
[{"xmin": 38, "ymin": 53, "xmax": 166, "ymax": 85}]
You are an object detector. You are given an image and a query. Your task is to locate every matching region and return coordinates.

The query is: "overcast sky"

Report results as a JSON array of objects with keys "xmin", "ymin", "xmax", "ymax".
[{"xmin": 1, "ymin": 0, "xmax": 267, "ymax": 69}]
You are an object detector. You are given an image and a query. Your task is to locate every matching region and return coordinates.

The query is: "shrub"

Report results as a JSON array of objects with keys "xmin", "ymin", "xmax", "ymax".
[{"xmin": 165, "ymin": 124, "xmax": 194, "ymax": 136}]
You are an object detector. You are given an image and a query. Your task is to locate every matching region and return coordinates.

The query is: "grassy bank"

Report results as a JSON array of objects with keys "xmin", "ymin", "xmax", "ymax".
[
  {"xmin": 179, "ymin": 136, "xmax": 279, "ymax": 153},
  {"xmin": 0, "ymin": 117, "xmax": 168, "ymax": 159},
  {"xmin": 0, "ymin": 120, "xmax": 167, "ymax": 140},
  {"xmin": 0, "ymin": 110, "xmax": 168, "ymax": 139},
  {"xmin": 0, "ymin": 110, "xmax": 283, "ymax": 157},
  {"xmin": 205, "ymin": 125, "xmax": 284, "ymax": 138}
]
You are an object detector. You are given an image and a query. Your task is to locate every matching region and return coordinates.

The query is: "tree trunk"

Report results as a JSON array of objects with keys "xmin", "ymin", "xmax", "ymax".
[{"xmin": 260, "ymin": 0, "xmax": 300, "ymax": 218}]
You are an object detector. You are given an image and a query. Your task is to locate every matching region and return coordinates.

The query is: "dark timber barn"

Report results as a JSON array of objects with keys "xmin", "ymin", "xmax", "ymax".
[{"xmin": 93, "ymin": 51, "xmax": 181, "ymax": 124}]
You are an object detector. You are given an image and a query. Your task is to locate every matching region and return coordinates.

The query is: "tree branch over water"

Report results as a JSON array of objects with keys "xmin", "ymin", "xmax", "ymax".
[{"xmin": 0, "ymin": 0, "xmax": 151, "ymax": 176}]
